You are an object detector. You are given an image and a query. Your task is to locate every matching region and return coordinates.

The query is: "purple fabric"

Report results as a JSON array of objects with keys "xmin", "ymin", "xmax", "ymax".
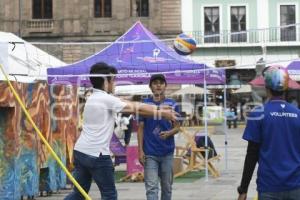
[
  {"xmin": 110, "ymin": 133, "xmax": 127, "ymax": 165},
  {"xmin": 47, "ymin": 22, "xmax": 225, "ymax": 86},
  {"xmin": 110, "ymin": 133, "xmax": 126, "ymax": 155}
]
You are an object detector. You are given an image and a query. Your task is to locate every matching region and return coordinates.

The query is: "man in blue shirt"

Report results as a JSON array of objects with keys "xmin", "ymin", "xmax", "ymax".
[
  {"xmin": 237, "ymin": 65, "xmax": 300, "ymax": 200},
  {"xmin": 138, "ymin": 74, "xmax": 180, "ymax": 200}
]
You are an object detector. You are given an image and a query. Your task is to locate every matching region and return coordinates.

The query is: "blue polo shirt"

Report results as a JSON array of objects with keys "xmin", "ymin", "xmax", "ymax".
[
  {"xmin": 139, "ymin": 97, "xmax": 179, "ymax": 156},
  {"xmin": 243, "ymin": 99, "xmax": 300, "ymax": 192}
]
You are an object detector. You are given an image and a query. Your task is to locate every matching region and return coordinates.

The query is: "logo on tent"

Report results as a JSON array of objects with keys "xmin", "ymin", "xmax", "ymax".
[
  {"xmin": 153, "ymin": 48, "xmax": 160, "ymax": 58},
  {"xmin": 137, "ymin": 48, "xmax": 172, "ymax": 63}
]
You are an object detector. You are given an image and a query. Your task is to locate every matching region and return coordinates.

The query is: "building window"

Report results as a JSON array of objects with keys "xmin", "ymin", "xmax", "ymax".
[
  {"xmin": 204, "ymin": 7, "xmax": 220, "ymax": 43},
  {"xmin": 94, "ymin": 0, "xmax": 112, "ymax": 18},
  {"xmin": 131, "ymin": 0, "xmax": 149, "ymax": 17},
  {"xmin": 230, "ymin": 6, "xmax": 246, "ymax": 42},
  {"xmin": 32, "ymin": 0, "xmax": 52, "ymax": 19},
  {"xmin": 280, "ymin": 5, "xmax": 296, "ymax": 41}
]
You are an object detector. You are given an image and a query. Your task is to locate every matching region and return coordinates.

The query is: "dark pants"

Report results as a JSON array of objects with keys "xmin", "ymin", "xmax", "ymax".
[
  {"xmin": 195, "ymin": 136, "xmax": 218, "ymax": 159},
  {"xmin": 64, "ymin": 150, "xmax": 117, "ymax": 200},
  {"xmin": 227, "ymin": 119, "xmax": 237, "ymax": 129},
  {"xmin": 259, "ymin": 187, "xmax": 300, "ymax": 200},
  {"xmin": 124, "ymin": 127, "xmax": 132, "ymax": 145}
]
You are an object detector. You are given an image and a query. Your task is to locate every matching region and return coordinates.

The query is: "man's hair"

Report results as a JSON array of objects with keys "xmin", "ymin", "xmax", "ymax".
[
  {"xmin": 149, "ymin": 74, "xmax": 167, "ymax": 86},
  {"xmin": 269, "ymin": 89, "xmax": 284, "ymax": 97},
  {"xmin": 89, "ymin": 62, "xmax": 117, "ymax": 89}
]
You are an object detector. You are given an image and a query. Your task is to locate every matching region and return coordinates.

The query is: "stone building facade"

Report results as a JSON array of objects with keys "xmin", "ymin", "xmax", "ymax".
[{"xmin": 0, "ymin": 0, "xmax": 182, "ymax": 63}]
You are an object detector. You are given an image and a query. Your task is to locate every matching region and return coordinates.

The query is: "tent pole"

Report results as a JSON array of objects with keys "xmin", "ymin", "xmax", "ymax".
[
  {"xmin": 224, "ymin": 84, "xmax": 228, "ymax": 171},
  {"xmin": 204, "ymin": 66, "xmax": 208, "ymax": 181}
]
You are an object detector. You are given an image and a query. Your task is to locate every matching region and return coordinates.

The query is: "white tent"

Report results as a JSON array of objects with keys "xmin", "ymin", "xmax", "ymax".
[
  {"xmin": 232, "ymin": 84, "xmax": 252, "ymax": 94},
  {"xmin": 171, "ymin": 85, "xmax": 209, "ymax": 96},
  {"xmin": 0, "ymin": 32, "xmax": 65, "ymax": 82},
  {"xmin": 115, "ymin": 85, "xmax": 152, "ymax": 96}
]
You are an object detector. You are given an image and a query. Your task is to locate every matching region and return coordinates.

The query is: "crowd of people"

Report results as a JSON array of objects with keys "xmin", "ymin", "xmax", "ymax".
[{"xmin": 65, "ymin": 62, "xmax": 300, "ymax": 200}]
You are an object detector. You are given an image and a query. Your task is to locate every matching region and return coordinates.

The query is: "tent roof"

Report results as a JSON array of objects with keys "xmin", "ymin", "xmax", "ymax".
[
  {"xmin": 249, "ymin": 75, "xmax": 300, "ymax": 89},
  {"xmin": 232, "ymin": 85, "xmax": 252, "ymax": 94},
  {"xmin": 47, "ymin": 21, "xmax": 225, "ymax": 86},
  {"xmin": 0, "ymin": 32, "xmax": 65, "ymax": 82},
  {"xmin": 115, "ymin": 85, "xmax": 152, "ymax": 96},
  {"xmin": 171, "ymin": 86, "xmax": 209, "ymax": 96}
]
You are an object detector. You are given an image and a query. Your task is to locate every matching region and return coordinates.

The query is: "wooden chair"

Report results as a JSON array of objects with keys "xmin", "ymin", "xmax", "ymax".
[{"xmin": 174, "ymin": 128, "xmax": 220, "ymax": 178}]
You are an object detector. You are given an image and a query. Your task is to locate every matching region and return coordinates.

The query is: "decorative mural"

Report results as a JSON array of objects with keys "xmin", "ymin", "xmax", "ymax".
[{"xmin": 0, "ymin": 81, "xmax": 79, "ymax": 199}]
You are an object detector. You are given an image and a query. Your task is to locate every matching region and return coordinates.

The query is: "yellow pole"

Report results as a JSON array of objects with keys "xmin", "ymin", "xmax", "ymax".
[{"xmin": 0, "ymin": 64, "xmax": 92, "ymax": 200}]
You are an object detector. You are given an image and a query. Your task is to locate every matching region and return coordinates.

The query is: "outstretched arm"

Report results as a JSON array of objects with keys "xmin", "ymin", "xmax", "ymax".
[{"xmin": 121, "ymin": 101, "xmax": 179, "ymax": 122}]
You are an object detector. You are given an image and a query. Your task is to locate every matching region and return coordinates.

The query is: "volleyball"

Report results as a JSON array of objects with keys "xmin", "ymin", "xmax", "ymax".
[{"xmin": 173, "ymin": 33, "xmax": 197, "ymax": 56}]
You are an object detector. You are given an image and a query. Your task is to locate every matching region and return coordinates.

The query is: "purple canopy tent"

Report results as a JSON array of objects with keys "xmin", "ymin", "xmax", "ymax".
[
  {"xmin": 47, "ymin": 21, "xmax": 225, "ymax": 86},
  {"xmin": 47, "ymin": 21, "xmax": 226, "ymax": 181}
]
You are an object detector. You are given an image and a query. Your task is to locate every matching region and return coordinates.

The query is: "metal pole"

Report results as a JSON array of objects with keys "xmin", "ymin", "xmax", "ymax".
[
  {"xmin": 204, "ymin": 65, "xmax": 209, "ymax": 181},
  {"xmin": 18, "ymin": 0, "xmax": 22, "ymax": 37},
  {"xmin": 224, "ymin": 84, "xmax": 228, "ymax": 171},
  {"xmin": 139, "ymin": 0, "xmax": 142, "ymax": 17}
]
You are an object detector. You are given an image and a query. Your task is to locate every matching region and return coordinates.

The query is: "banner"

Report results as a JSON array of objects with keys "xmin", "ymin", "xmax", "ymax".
[
  {"xmin": 203, "ymin": 106, "xmax": 224, "ymax": 125},
  {"xmin": 126, "ymin": 146, "xmax": 144, "ymax": 175}
]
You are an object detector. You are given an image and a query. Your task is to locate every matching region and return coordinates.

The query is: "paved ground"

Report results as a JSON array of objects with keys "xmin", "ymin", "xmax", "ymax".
[{"xmin": 35, "ymin": 125, "xmax": 258, "ymax": 200}]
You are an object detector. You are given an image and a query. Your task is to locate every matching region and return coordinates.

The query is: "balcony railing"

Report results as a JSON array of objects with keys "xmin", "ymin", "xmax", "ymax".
[
  {"xmin": 188, "ymin": 23, "xmax": 300, "ymax": 47},
  {"xmin": 26, "ymin": 19, "xmax": 54, "ymax": 33}
]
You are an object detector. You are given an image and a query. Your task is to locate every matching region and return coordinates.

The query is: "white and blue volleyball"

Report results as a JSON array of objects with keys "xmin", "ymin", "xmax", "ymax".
[{"xmin": 173, "ymin": 33, "xmax": 197, "ymax": 56}]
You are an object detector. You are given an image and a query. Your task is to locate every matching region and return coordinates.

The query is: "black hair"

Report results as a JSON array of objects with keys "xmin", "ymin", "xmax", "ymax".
[
  {"xmin": 149, "ymin": 74, "xmax": 167, "ymax": 86},
  {"xmin": 89, "ymin": 62, "xmax": 117, "ymax": 90},
  {"xmin": 269, "ymin": 89, "xmax": 285, "ymax": 97}
]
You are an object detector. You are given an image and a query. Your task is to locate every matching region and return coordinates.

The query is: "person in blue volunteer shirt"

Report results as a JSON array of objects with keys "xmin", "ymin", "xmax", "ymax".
[
  {"xmin": 65, "ymin": 63, "xmax": 178, "ymax": 200},
  {"xmin": 237, "ymin": 65, "xmax": 300, "ymax": 200},
  {"xmin": 138, "ymin": 74, "xmax": 180, "ymax": 200}
]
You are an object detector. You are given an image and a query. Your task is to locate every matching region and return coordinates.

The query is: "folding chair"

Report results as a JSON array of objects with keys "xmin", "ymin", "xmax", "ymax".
[{"xmin": 174, "ymin": 128, "xmax": 220, "ymax": 178}]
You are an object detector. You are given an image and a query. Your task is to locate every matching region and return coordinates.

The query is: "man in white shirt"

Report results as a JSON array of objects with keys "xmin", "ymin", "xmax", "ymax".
[{"xmin": 64, "ymin": 62, "xmax": 178, "ymax": 200}]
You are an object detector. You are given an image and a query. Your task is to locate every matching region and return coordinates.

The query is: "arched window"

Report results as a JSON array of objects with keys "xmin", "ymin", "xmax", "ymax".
[
  {"xmin": 32, "ymin": 0, "xmax": 52, "ymax": 19},
  {"xmin": 94, "ymin": 0, "xmax": 112, "ymax": 18}
]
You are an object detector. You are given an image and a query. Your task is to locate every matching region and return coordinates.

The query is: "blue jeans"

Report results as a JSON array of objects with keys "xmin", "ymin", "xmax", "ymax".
[
  {"xmin": 64, "ymin": 150, "xmax": 117, "ymax": 200},
  {"xmin": 259, "ymin": 187, "xmax": 300, "ymax": 200},
  {"xmin": 144, "ymin": 154, "xmax": 173, "ymax": 200}
]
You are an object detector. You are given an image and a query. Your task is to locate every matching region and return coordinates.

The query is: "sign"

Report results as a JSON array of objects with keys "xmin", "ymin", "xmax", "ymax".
[
  {"xmin": 203, "ymin": 106, "xmax": 224, "ymax": 125},
  {"xmin": 126, "ymin": 146, "xmax": 144, "ymax": 175}
]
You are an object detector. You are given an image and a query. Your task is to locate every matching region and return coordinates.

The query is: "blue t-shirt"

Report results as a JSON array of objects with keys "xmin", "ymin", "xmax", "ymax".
[
  {"xmin": 139, "ymin": 97, "xmax": 179, "ymax": 156},
  {"xmin": 243, "ymin": 99, "xmax": 300, "ymax": 192}
]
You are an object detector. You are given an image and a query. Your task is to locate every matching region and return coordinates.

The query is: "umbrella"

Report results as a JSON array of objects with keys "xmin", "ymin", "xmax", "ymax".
[
  {"xmin": 232, "ymin": 85, "xmax": 252, "ymax": 94},
  {"xmin": 115, "ymin": 85, "xmax": 152, "ymax": 96},
  {"xmin": 171, "ymin": 86, "xmax": 209, "ymax": 96},
  {"xmin": 249, "ymin": 75, "xmax": 300, "ymax": 89},
  {"xmin": 287, "ymin": 60, "xmax": 300, "ymax": 81}
]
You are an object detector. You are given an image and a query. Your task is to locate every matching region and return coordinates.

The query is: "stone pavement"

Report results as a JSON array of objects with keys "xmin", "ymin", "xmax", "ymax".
[{"xmin": 36, "ymin": 126, "xmax": 258, "ymax": 200}]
